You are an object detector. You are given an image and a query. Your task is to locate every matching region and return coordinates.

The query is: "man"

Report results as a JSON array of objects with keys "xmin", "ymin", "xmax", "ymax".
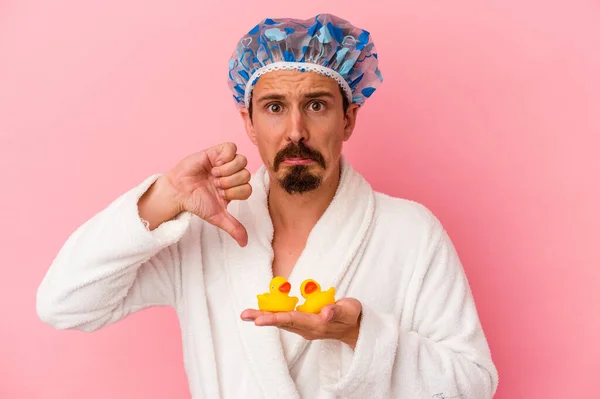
[{"xmin": 37, "ymin": 13, "xmax": 498, "ymax": 399}]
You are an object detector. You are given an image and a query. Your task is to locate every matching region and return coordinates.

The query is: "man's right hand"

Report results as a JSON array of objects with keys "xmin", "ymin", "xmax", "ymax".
[{"xmin": 138, "ymin": 142, "xmax": 252, "ymax": 247}]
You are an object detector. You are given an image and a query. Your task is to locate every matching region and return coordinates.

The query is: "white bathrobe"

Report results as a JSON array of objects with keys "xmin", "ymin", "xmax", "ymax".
[{"xmin": 37, "ymin": 157, "xmax": 498, "ymax": 399}]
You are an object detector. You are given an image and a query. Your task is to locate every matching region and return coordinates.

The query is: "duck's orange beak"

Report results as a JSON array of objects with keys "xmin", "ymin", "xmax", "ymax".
[
  {"xmin": 304, "ymin": 281, "xmax": 318, "ymax": 294},
  {"xmin": 278, "ymin": 282, "xmax": 291, "ymax": 293}
]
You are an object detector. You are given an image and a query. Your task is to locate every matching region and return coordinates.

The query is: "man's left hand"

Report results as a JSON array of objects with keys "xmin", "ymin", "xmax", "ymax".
[{"xmin": 240, "ymin": 298, "xmax": 363, "ymax": 350}]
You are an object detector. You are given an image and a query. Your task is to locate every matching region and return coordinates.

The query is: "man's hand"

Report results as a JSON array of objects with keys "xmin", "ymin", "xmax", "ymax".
[
  {"xmin": 240, "ymin": 298, "xmax": 363, "ymax": 350},
  {"xmin": 139, "ymin": 142, "xmax": 252, "ymax": 246}
]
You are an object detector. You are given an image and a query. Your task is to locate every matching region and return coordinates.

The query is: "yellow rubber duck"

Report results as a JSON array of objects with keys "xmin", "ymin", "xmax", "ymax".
[
  {"xmin": 257, "ymin": 276, "xmax": 299, "ymax": 312},
  {"xmin": 296, "ymin": 279, "xmax": 336, "ymax": 314}
]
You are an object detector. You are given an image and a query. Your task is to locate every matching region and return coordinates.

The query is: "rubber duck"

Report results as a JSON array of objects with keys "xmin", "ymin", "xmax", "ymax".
[
  {"xmin": 296, "ymin": 279, "xmax": 336, "ymax": 314},
  {"xmin": 257, "ymin": 276, "xmax": 299, "ymax": 312}
]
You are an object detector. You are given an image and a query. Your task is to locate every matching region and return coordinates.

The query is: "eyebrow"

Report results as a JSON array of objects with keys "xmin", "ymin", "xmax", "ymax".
[
  {"xmin": 304, "ymin": 91, "xmax": 335, "ymax": 100},
  {"xmin": 255, "ymin": 91, "xmax": 335, "ymax": 103}
]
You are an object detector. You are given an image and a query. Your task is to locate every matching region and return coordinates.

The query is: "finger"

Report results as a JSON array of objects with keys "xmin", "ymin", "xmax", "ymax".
[
  {"xmin": 253, "ymin": 312, "xmax": 289, "ymax": 326},
  {"xmin": 216, "ymin": 169, "xmax": 251, "ymax": 190},
  {"xmin": 255, "ymin": 311, "xmax": 320, "ymax": 329},
  {"xmin": 206, "ymin": 142, "xmax": 237, "ymax": 167},
  {"xmin": 323, "ymin": 298, "xmax": 362, "ymax": 324},
  {"xmin": 240, "ymin": 309, "xmax": 272, "ymax": 321},
  {"xmin": 320, "ymin": 305, "xmax": 337, "ymax": 323},
  {"xmin": 207, "ymin": 210, "xmax": 248, "ymax": 247},
  {"xmin": 212, "ymin": 154, "xmax": 248, "ymax": 178},
  {"xmin": 221, "ymin": 184, "xmax": 252, "ymax": 201}
]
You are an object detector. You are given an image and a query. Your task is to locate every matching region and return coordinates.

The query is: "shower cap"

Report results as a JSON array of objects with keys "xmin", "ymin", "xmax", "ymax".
[{"xmin": 227, "ymin": 13, "xmax": 383, "ymax": 110}]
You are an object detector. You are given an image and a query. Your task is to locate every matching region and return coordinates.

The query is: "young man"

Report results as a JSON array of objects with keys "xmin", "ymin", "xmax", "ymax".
[{"xmin": 37, "ymin": 13, "xmax": 498, "ymax": 399}]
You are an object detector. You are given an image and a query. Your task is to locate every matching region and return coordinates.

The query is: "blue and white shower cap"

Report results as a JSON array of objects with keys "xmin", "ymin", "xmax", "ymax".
[{"xmin": 227, "ymin": 13, "xmax": 383, "ymax": 109}]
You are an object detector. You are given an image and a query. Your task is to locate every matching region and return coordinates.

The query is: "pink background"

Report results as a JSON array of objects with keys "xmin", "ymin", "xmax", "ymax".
[{"xmin": 1, "ymin": 1, "xmax": 599, "ymax": 398}]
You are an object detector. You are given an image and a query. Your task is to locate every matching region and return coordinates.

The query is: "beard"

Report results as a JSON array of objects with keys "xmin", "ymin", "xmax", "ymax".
[
  {"xmin": 279, "ymin": 165, "xmax": 322, "ymax": 194},
  {"xmin": 273, "ymin": 142, "xmax": 326, "ymax": 194}
]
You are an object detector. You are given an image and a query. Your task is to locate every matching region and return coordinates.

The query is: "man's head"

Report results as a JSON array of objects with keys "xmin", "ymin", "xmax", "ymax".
[
  {"xmin": 241, "ymin": 70, "xmax": 357, "ymax": 194},
  {"xmin": 227, "ymin": 14, "xmax": 383, "ymax": 194}
]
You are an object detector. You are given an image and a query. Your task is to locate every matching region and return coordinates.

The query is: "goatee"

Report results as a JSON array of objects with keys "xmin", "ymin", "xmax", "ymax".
[
  {"xmin": 280, "ymin": 165, "xmax": 322, "ymax": 194},
  {"xmin": 273, "ymin": 142, "xmax": 326, "ymax": 194}
]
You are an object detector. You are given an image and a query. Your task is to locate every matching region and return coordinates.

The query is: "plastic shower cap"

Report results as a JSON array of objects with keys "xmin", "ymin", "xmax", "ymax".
[{"xmin": 227, "ymin": 13, "xmax": 383, "ymax": 110}]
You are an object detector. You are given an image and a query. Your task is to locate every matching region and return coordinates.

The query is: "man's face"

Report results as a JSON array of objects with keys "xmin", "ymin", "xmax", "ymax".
[{"xmin": 241, "ymin": 70, "xmax": 358, "ymax": 194}]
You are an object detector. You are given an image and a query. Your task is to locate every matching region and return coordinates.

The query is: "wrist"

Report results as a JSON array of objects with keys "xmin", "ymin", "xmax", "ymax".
[
  {"xmin": 138, "ymin": 175, "xmax": 182, "ymax": 230},
  {"xmin": 155, "ymin": 175, "xmax": 183, "ymax": 215},
  {"xmin": 341, "ymin": 309, "xmax": 362, "ymax": 350},
  {"xmin": 341, "ymin": 328, "xmax": 359, "ymax": 350}
]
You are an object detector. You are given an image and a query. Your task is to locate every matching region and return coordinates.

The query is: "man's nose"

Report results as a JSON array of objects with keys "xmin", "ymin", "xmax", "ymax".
[{"xmin": 287, "ymin": 106, "xmax": 309, "ymax": 143}]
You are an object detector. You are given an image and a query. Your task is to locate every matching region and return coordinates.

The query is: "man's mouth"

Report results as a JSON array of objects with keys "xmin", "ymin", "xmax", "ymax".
[{"xmin": 282, "ymin": 157, "xmax": 315, "ymax": 165}]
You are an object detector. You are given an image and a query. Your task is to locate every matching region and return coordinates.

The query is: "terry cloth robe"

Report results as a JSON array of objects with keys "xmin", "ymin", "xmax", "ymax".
[{"xmin": 37, "ymin": 156, "xmax": 499, "ymax": 399}]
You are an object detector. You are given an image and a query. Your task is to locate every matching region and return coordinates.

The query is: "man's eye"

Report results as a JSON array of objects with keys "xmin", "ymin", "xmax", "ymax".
[
  {"xmin": 309, "ymin": 101, "xmax": 324, "ymax": 111},
  {"xmin": 268, "ymin": 104, "xmax": 282, "ymax": 113}
]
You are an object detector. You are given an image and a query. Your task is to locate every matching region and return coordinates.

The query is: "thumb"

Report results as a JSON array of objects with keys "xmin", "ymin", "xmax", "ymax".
[
  {"xmin": 322, "ymin": 299, "xmax": 361, "ymax": 324},
  {"xmin": 208, "ymin": 210, "xmax": 248, "ymax": 247},
  {"xmin": 321, "ymin": 304, "xmax": 343, "ymax": 323},
  {"xmin": 205, "ymin": 142, "xmax": 237, "ymax": 167}
]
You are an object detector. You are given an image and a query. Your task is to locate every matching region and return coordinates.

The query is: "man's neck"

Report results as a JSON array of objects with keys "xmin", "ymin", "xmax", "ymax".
[{"xmin": 267, "ymin": 163, "xmax": 341, "ymax": 235}]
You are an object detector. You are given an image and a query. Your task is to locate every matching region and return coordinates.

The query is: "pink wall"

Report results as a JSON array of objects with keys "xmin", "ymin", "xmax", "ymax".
[{"xmin": 1, "ymin": 1, "xmax": 599, "ymax": 398}]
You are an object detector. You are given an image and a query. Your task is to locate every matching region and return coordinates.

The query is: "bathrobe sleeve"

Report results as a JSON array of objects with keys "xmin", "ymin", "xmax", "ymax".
[
  {"xmin": 319, "ymin": 227, "xmax": 498, "ymax": 399},
  {"xmin": 36, "ymin": 174, "xmax": 193, "ymax": 332}
]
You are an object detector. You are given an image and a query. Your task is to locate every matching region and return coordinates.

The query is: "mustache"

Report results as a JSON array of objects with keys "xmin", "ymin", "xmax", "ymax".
[{"xmin": 273, "ymin": 142, "xmax": 326, "ymax": 170}]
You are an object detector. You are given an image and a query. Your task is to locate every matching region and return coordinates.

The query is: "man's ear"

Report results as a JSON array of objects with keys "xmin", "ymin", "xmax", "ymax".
[
  {"xmin": 240, "ymin": 108, "xmax": 257, "ymax": 145},
  {"xmin": 343, "ymin": 104, "xmax": 359, "ymax": 141}
]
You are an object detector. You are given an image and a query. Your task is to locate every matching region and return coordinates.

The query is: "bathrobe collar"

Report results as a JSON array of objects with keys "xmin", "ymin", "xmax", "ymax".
[{"xmin": 222, "ymin": 155, "xmax": 375, "ymax": 398}]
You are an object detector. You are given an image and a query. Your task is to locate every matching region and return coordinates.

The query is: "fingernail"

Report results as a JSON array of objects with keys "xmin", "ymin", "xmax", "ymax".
[
  {"xmin": 212, "ymin": 168, "xmax": 220, "ymax": 177},
  {"xmin": 326, "ymin": 312, "xmax": 334, "ymax": 322},
  {"xmin": 214, "ymin": 178, "xmax": 221, "ymax": 188},
  {"xmin": 219, "ymin": 189, "xmax": 225, "ymax": 198},
  {"xmin": 215, "ymin": 160, "xmax": 223, "ymax": 166}
]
